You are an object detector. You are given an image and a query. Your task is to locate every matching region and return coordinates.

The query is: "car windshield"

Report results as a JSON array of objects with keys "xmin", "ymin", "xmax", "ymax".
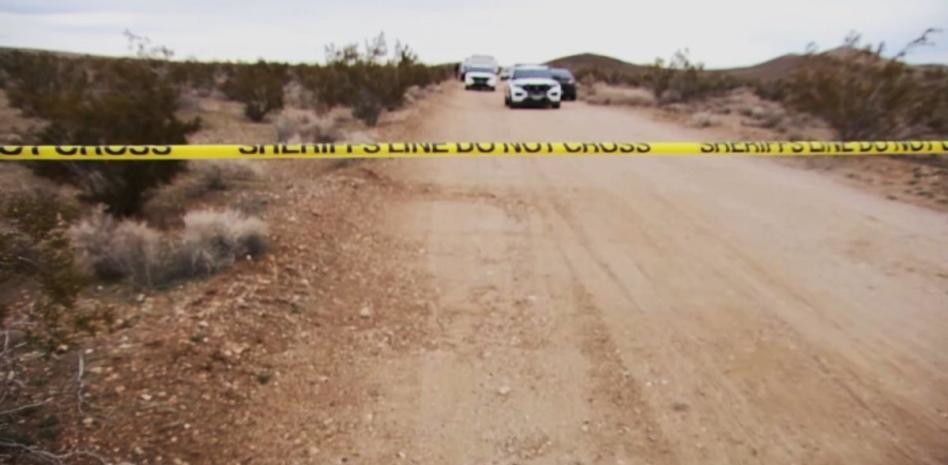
[
  {"xmin": 552, "ymin": 69, "xmax": 574, "ymax": 80},
  {"xmin": 468, "ymin": 67, "xmax": 495, "ymax": 74},
  {"xmin": 513, "ymin": 68, "xmax": 553, "ymax": 79}
]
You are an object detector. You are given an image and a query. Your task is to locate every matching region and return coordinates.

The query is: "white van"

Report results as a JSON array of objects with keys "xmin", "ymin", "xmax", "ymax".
[{"xmin": 459, "ymin": 55, "xmax": 499, "ymax": 80}]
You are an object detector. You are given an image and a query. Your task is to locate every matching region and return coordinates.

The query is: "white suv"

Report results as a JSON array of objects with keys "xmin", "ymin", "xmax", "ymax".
[
  {"xmin": 460, "ymin": 55, "xmax": 498, "ymax": 80},
  {"xmin": 464, "ymin": 65, "xmax": 498, "ymax": 91},
  {"xmin": 504, "ymin": 66, "xmax": 562, "ymax": 109}
]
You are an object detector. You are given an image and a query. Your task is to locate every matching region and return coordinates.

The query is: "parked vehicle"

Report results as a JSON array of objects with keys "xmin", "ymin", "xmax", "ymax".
[
  {"xmin": 459, "ymin": 55, "xmax": 498, "ymax": 80},
  {"xmin": 504, "ymin": 66, "xmax": 562, "ymax": 109},
  {"xmin": 551, "ymin": 68, "xmax": 577, "ymax": 101},
  {"xmin": 464, "ymin": 66, "xmax": 498, "ymax": 91},
  {"xmin": 499, "ymin": 67, "xmax": 512, "ymax": 80}
]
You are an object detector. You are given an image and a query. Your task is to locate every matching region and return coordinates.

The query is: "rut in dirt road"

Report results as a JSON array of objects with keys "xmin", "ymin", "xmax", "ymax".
[{"xmin": 255, "ymin": 83, "xmax": 948, "ymax": 465}]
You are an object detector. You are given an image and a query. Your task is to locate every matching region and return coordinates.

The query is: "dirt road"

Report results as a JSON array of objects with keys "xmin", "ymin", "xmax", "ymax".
[{"xmin": 241, "ymin": 84, "xmax": 948, "ymax": 465}]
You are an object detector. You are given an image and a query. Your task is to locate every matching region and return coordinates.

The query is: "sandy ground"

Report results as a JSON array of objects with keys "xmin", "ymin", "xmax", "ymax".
[
  {"xmin": 3, "ymin": 83, "xmax": 947, "ymax": 464},
  {"xmin": 327, "ymin": 83, "xmax": 948, "ymax": 464}
]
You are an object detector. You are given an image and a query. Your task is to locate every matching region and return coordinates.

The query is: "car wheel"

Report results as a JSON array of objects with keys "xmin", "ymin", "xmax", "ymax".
[{"xmin": 552, "ymin": 102, "xmax": 561, "ymax": 109}]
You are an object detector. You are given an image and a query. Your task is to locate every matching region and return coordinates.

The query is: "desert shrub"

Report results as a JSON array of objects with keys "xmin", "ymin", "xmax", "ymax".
[
  {"xmin": 571, "ymin": 50, "xmax": 740, "ymax": 105},
  {"xmin": 0, "ymin": 189, "xmax": 95, "ymax": 348},
  {"xmin": 0, "ymin": 52, "xmax": 83, "ymax": 117},
  {"xmin": 180, "ymin": 209, "xmax": 268, "ymax": 274},
  {"xmin": 5, "ymin": 55, "xmax": 200, "ymax": 145},
  {"xmin": 584, "ymin": 83, "xmax": 656, "ymax": 106},
  {"xmin": 351, "ymin": 88, "xmax": 385, "ymax": 126},
  {"xmin": 300, "ymin": 34, "xmax": 452, "ymax": 125},
  {"xmin": 169, "ymin": 60, "xmax": 221, "ymax": 96},
  {"xmin": 688, "ymin": 111, "xmax": 718, "ymax": 128},
  {"xmin": 190, "ymin": 160, "xmax": 263, "ymax": 191},
  {"xmin": 28, "ymin": 161, "xmax": 191, "ymax": 218},
  {"xmin": 777, "ymin": 30, "xmax": 948, "ymax": 140},
  {"xmin": 573, "ymin": 67, "xmax": 643, "ymax": 87},
  {"xmin": 0, "ymin": 191, "xmax": 111, "ymax": 462},
  {"xmin": 69, "ymin": 208, "xmax": 163, "ymax": 285},
  {"xmin": 751, "ymin": 79, "xmax": 790, "ymax": 102},
  {"xmin": 222, "ymin": 60, "xmax": 288, "ymax": 121},
  {"xmin": 140, "ymin": 161, "xmax": 265, "ymax": 228},
  {"xmin": 282, "ymin": 80, "xmax": 318, "ymax": 108},
  {"xmin": 274, "ymin": 111, "xmax": 339, "ymax": 143},
  {"xmin": 69, "ymin": 208, "xmax": 267, "ymax": 288},
  {"xmin": 3, "ymin": 51, "xmax": 201, "ymax": 216},
  {"xmin": 647, "ymin": 50, "xmax": 742, "ymax": 103}
]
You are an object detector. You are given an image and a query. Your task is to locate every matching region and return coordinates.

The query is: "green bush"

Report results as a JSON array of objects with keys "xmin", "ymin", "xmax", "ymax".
[
  {"xmin": 571, "ymin": 50, "xmax": 740, "ymax": 104},
  {"xmin": 778, "ymin": 31, "xmax": 948, "ymax": 140},
  {"xmin": 29, "ymin": 162, "xmax": 189, "ymax": 217},
  {"xmin": 2, "ymin": 52, "xmax": 200, "ymax": 216},
  {"xmin": 0, "ymin": 191, "xmax": 93, "ymax": 348},
  {"xmin": 299, "ymin": 35, "xmax": 452, "ymax": 125},
  {"xmin": 40, "ymin": 59, "xmax": 201, "ymax": 144},
  {"xmin": 222, "ymin": 60, "xmax": 288, "ymax": 121},
  {"xmin": 169, "ymin": 60, "xmax": 222, "ymax": 96},
  {"xmin": 648, "ymin": 50, "xmax": 741, "ymax": 103}
]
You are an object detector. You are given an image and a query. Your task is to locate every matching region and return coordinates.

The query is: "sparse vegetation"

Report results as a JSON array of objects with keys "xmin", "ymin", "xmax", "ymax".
[
  {"xmin": 222, "ymin": 60, "xmax": 289, "ymax": 122},
  {"xmin": 2, "ymin": 54, "xmax": 201, "ymax": 146},
  {"xmin": 568, "ymin": 49, "xmax": 741, "ymax": 105},
  {"xmin": 773, "ymin": 30, "xmax": 947, "ymax": 140},
  {"xmin": 69, "ymin": 207, "xmax": 267, "ymax": 288},
  {"xmin": 189, "ymin": 160, "xmax": 264, "ymax": 191},
  {"xmin": 301, "ymin": 33, "xmax": 453, "ymax": 125},
  {"xmin": 180, "ymin": 209, "xmax": 268, "ymax": 274},
  {"xmin": 583, "ymin": 83, "xmax": 656, "ymax": 106},
  {"xmin": 645, "ymin": 50, "xmax": 742, "ymax": 103},
  {"xmin": 1, "ymin": 47, "xmax": 201, "ymax": 216},
  {"xmin": 0, "ymin": 32, "xmax": 450, "ymax": 218},
  {"xmin": 0, "ymin": 30, "xmax": 455, "ymax": 464},
  {"xmin": 560, "ymin": 30, "xmax": 947, "ymax": 145},
  {"xmin": 0, "ymin": 188, "xmax": 108, "ymax": 349},
  {"xmin": 28, "ymin": 161, "xmax": 191, "ymax": 218}
]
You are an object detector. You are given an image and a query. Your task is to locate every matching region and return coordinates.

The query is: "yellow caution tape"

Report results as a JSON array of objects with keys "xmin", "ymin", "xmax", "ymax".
[{"xmin": 1, "ymin": 141, "xmax": 946, "ymax": 160}]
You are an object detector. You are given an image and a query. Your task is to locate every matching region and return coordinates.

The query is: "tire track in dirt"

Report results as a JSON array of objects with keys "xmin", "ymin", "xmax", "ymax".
[
  {"xmin": 528, "ymin": 160, "xmax": 675, "ymax": 463},
  {"xmin": 242, "ymin": 83, "xmax": 948, "ymax": 465}
]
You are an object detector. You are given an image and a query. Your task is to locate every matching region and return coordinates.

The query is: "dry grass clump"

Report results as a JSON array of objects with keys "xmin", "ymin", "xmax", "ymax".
[
  {"xmin": 274, "ymin": 110, "xmax": 339, "ymax": 143},
  {"xmin": 687, "ymin": 111, "xmax": 718, "ymax": 128},
  {"xmin": 141, "ymin": 160, "xmax": 265, "ymax": 225},
  {"xmin": 584, "ymin": 83, "xmax": 656, "ymax": 106},
  {"xmin": 69, "ymin": 208, "xmax": 267, "ymax": 288},
  {"xmin": 180, "ymin": 209, "xmax": 268, "ymax": 275},
  {"xmin": 190, "ymin": 160, "xmax": 264, "ymax": 191}
]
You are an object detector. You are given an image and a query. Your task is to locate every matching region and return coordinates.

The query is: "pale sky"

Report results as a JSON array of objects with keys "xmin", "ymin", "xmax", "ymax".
[{"xmin": 1, "ymin": 0, "xmax": 946, "ymax": 67}]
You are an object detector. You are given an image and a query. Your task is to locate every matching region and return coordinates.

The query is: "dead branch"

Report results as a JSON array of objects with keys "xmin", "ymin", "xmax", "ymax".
[
  {"xmin": 0, "ymin": 399, "xmax": 48, "ymax": 416},
  {"xmin": 0, "ymin": 441, "xmax": 109, "ymax": 465}
]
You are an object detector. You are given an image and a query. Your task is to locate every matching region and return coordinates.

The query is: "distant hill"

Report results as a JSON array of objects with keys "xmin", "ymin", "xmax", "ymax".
[
  {"xmin": 548, "ymin": 48, "xmax": 944, "ymax": 84},
  {"xmin": 718, "ymin": 54, "xmax": 809, "ymax": 81},
  {"xmin": 545, "ymin": 53, "xmax": 649, "ymax": 72},
  {"xmin": 547, "ymin": 51, "xmax": 809, "ymax": 82}
]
